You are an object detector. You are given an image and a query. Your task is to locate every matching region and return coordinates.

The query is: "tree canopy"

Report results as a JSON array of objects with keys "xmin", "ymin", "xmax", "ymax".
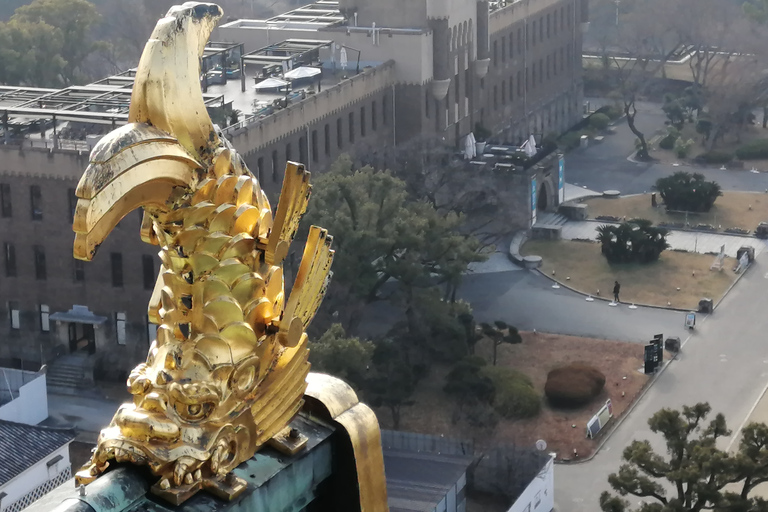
[
  {"xmin": 303, "ymin": 154, "xmax": 483, "ymax": 329},
  {"xmin": 601, "ymin": 403, "xmax": 768, "ymax": 512}
]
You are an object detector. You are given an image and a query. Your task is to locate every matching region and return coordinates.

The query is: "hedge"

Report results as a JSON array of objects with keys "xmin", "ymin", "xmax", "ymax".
[
  {"xmin": 696, "ymin": 150, "xmax": 733, "ymax": 164},
  {"xmin": 659, "ymin": 134, "xmax": 677, "ymax": 150},
  {"xmin": 544, "ymin": 363, "xmax": 605, "ymax": 408},
  {"xmin": 735, "ymin": 139, "xmax": 768, "ymax": 160}
]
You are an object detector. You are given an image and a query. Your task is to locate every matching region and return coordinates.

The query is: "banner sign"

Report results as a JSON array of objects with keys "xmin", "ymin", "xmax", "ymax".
[
  {"xmin": 531, "ymin": 177, "xmax": 537, "ymax": 226},
  {"xmin": 558, "ymin": 155, "xmax": 565, "ymax": 203}
]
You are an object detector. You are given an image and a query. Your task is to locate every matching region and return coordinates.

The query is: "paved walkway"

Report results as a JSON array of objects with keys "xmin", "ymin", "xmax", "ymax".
[{"xmin": 560, "ymin": 220, "xmax": 767, "ymax": 258}]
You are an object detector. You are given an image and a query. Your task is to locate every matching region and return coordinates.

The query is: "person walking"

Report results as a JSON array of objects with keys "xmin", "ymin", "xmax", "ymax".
[{"xmin": 613, "ymin": 280, "xmax": 621, "ymax": 303}]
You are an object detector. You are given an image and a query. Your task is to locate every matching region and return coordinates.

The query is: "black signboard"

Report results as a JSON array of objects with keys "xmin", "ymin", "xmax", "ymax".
[{"xmin": 644, "ymin": 344, "xmax": 657, "ymax": 374}]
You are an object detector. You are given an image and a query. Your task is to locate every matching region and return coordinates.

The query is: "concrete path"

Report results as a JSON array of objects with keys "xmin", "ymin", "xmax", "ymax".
[
  {"xmin": 458, "ymin": 268, "xmax": 691, "ymax": 344},
  {"xmin": 554, "ymin": 256, "xmax": 768, "ymax": 511},
  {"xmin": 560, "ymin": 220, "xmax": 767, "ymax": 258}
]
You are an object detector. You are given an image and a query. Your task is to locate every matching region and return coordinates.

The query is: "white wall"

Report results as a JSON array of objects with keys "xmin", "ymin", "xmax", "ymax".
[
  {"xmin": 0, "ymin": 373, "xmax": 48, "ymax": 425},
  {"xmin": 507, "ymin": 454, "xmax": 555, "ymax": 512},
  {"xmin": 0, "ymin": 444, "xmax": 71, "ymax": 511}
]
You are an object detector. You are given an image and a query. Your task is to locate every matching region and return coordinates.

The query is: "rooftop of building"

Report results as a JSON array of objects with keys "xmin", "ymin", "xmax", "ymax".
[
  {"xmin": 0, "ymin": 368, "xmax": 41, "ymax": 407},
  {"xmin": 220, "ymin": 0, "xmax": 343, "ymax": 30},
  {"xmin": 383, "ymin": 450, "xmax": 473, "ymax": 512},
  {"xmin": 0, "ymin": 419, "xmax": 75, "ymax": 486},
  {"xmin": 0, "ymin": 35, "xmax": 380, "ymax": 152}
]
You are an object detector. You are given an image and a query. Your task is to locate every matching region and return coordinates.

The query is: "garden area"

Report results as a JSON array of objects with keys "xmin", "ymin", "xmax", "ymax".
[
  {"xmin": 373, "ymin": 330, "xmax": 649, "ymax": 461},
  {"xmin": 586, "ymin": 191, "xmax": 768, "ymax": 234},
  {"xmin": 522, "ymin": 239, "xmax": 737, "ymax": 309}
]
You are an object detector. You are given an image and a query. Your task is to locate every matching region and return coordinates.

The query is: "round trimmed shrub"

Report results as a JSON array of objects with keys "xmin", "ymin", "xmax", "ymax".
[
  {"xmin": 659, "ymin": 134, "xmax": 676, "ymax": 150},
  {"xmin": 544, "ymin": 363, "xmax": 605, "ymax": 408},
  {"xmin": 482, "ymin": 366, "xmax": 541, "ymax": 419}
]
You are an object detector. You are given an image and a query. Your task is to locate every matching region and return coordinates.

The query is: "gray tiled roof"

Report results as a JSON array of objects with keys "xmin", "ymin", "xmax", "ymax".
[{"xmin": 0, "ymin": 420, "xmax": 76, "ymax": 486}]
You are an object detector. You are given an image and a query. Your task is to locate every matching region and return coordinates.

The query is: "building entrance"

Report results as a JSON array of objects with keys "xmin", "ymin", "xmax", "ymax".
[{"xmin": 68, "ymin": 323, "xmax": 96, "ymax": 355}]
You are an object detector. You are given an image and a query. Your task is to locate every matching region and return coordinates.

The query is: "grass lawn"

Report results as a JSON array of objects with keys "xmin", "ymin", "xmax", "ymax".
[
  {"xmin": 373, "ymin": 332, "xmax": 649, "ymax": 461},
  {"xmin": 585, "ymin": 192, "xmax": 768, "ymax": 232},
  {"xmin": 522, "ymin": 239, "xmax": 737, "ymax": 309}
]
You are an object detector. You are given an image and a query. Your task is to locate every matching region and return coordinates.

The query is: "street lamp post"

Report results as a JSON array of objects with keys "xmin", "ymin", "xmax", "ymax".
[{"xmin": 615, "ymin": 0, "xmax": 620, "ymax": 25}]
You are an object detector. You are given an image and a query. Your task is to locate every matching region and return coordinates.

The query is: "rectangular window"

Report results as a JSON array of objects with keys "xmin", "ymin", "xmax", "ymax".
[
  {"xmin": 299, "ymin": 136, "xmax": 307, "ymax": 163},
  {"xmin": 285, "ymin": 142, "xmax": 292, "ymax": 163},
  {"xmin": 0, "ymin": 184, "xmax": 11, "ymax": 218},
  {"xmin": 142, "ymin": 254, "xmax": 155, "ymax": 290},
  {"xmin": 68, "ymin": 188, "xmax": 77, "ymax": 223},
  {"xmin": 383, "ymin": 94, "xmax": 389, "ymax": 125},
  {"xmin": 517, "ymin": 28, "xmax": 523, "ymax": 54},
  {"xmin": 531, "ymin": 21, "xmax": 536, "ymax": 45},
  {"xmin": 337, "ymin": 118, "xmax": 343, "ymax": 148},
  {"xmin": 30, "ymin": 185, "xmax": 42, "ymax": 220},
  {"xmin": 111, "ymin": 252, "xmax": 123, "ymax": 287},
  {"xmin": 493, "ymin": 85, "xmax": 498, "ymax": 108},
  {"xmin": 517, "ymin": 71, "xmax": 523, "ymax": 98},
  {"xmin": 40, "ymin": 304, "xmax": 50, "ymax": 332},
  {"xmin": 554, "ymin": 11, "xmax": 558, "ymax": 33},
  {"xmin": 360, "ymin": 107, "xmax": 366, "ymax": 137},
  {"xmin": 547, "ymin": 13, "xmax": 551, "ymax": 38},
  {"xmin": 116, "ymin": 312, "xmax": 126, "ymax": 345},
  {"xmin": 256, "ymin": 157, "xmax": 264, "ymax": 183},
  {"xmin": 501, "ymin": 80, "xmax": 506, "ymax": 104},
  {"xmin": 311, "ymin": 130, "xmax": 318, "ymax": 162},
  {"xmin": 567, "ymin": 4, "xmax": 572, "ymax": 27},
  {"xmin": 34, "ymin": 245, "xmax": 46, "ymax": 280},
  {"xmin": 348, "ymin": 112, "xmax": 354, "ymax": 143},
  {"xmin": 501, "ymin": 36, "xmax": 506, "ymax": 61},
  {"xmin": 560, "ymin": 47, "xmax": 565, "ymax": 71},
  {"xmin": 540, "ymin": 16, "xmax": 544, "ymax": 40},
  {"xmin": 509, "ymin": 32, "xmax": 514, "ymax": 56},
  {"xmin": 4, "ymin": 243, "xmax": 15, "ymax": 277},
  {"xmin": 546, "ymin": 55, "xmax": 551, "ymax": 80},
  {"xmin": 509, "ymin": 78, "xmax": 514, "ymax": 102},
  {"xmin": 371, "ymin": 101, "xmax": 377, "ymax": 130},
  {"xmin": 9, "ymin": 301, "xmax": 20, "ymax": 330},
  {"xmin": 74, "ymin": 260, "xmax": 85, "ymax": 282},
  {"xmin": 272, "ymin": 150, "xmax": 279, "ymax": 182},
  {"xmin": 324, "ymin": 123, "xmax": 331, "ymax": 155}
]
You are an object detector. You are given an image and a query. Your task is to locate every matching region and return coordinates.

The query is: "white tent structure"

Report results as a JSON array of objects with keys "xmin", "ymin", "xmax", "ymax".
[
  {"xmin": 254, "ymin": 77, "xmax": 289, "ymax": 90},
  {"xmin": 284, "ymin": 66, "xmax": 322, "ymax": 79},
  {"xmin": 521, "ymin": 134, "xmax": 538, "ymax": 157},
  {"xmin": 464, "ymin": 132, "xmax": 477, "ymax": 160}
]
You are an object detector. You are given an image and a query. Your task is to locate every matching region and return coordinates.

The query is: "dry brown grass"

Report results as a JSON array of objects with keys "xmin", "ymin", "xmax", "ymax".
[
  {"xmin": 585, "ymin": 192, "xmax": 768, "ymax": 232},
  {"xmin": 373, "ymin": 332, "xmax": 649, "ymax": 461},
  {"xmin": 521, "ymin": 239, "xmax": 737, "ymax": 309}
]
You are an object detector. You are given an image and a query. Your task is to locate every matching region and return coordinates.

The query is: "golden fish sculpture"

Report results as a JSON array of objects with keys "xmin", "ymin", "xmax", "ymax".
[{"xmin": 72, "ymin": 2, "xmax": 336, "ymax": 504}]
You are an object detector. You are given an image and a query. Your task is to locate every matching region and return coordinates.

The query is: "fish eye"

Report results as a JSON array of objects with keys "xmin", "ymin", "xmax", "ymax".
[{"xmin": 174, "ymin": 401, "xmax": 214, "ymax": 422}]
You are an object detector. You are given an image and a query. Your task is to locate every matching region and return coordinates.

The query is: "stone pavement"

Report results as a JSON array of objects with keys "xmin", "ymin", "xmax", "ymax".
[{"xmin": 560, "ymin": 220, "xmax": 767, "ymax": 258}]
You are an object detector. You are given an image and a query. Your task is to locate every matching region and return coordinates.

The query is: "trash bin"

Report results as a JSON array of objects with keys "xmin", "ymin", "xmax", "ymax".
[
  {"xmin": 737, "ymin": 246, "xmax": 756, "ymax": 263},
  {"xmin": 579, "ymin": 135, "xmax": 589, "ymax": 149},
  {"xmin": 698, "ymin": 298, "xmax": 713, "ymax": 314},
  {"xmin": 664, "ymin": 337, "xmax": 681, "ymax": 352}
]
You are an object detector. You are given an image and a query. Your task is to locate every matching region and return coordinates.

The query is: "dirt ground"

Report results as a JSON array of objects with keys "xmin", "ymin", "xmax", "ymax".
[
  {"xmin": 522, "ymin": 239, "xmax": 737, "ymax": 309},
  {"xmin": 374, "ymin": 332, "xmax": 650, "ymax": 461},
  {"xmin": 585, "ymin": 192, "xmax": 768, "ymax": 232}
]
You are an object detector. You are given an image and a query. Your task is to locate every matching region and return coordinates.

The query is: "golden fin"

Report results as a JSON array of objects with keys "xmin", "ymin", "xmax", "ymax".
[
  {"xmin": 281, "ymin": 227, "xmax": 334, "ymax": 333},
  {"xmin": 265, "ymin": 162, "xmax": 311, "ymax": 266}
]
